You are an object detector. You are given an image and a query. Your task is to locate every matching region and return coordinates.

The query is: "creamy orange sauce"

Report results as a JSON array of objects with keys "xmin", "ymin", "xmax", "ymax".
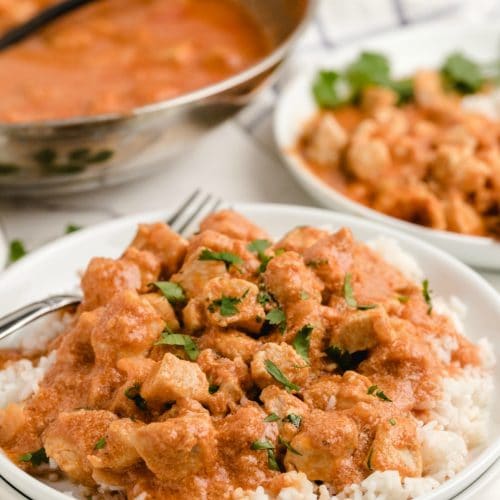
[
  {"xmin": 0, "ymin": 0, "xmax": 272, "ymax": 123},
  {"xmin": 298, "ymin": 73, "xmax": 500, "ymax": 238},
  {"xmin": 0, "ymin": 210, "xmax": 480, "ymax": 499}
]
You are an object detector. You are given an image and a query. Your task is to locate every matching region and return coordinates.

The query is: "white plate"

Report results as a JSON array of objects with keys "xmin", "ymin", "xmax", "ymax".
[
  {"xmin": 274, "ymin": 20, "xmax": 500, "ymax": 270},
  {"xmin": 0, "ymin": 203, "xmax": 499, "ymax": 500}
]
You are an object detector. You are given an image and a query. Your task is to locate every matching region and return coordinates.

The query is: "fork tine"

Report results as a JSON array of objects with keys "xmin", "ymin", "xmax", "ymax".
[
  {"xmin": 176, "ymin": 193, "xmax": 214, "ymax": 235},
  {"xmin": 166, "ymin": 189, "xmax": 201, "ymax": 227}
]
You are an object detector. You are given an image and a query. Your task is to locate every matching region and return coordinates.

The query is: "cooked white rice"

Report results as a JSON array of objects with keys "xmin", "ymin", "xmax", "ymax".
[{"xmin": 0, "ymin": 237, "xmax": 495, "ymax": 500}]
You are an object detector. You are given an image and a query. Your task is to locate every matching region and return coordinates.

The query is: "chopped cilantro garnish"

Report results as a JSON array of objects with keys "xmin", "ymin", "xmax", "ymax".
[
  {"xmin": 422, "ymin": 279, "xmax": 433, "ymax": 314},
  {"xmin": 389, "ymin": 418, "xmax": 397, "ymax": 426},
  {"xmin": 357, "ymin": 304, "xmax": 378, "ymax": 310},
  {"xmin": 367, "ymin": 384, "xmax": 392, "ymax": 402},
  {"xmin": 283, "ymin": 413, "xmax": 302, "ymax": 428},
  {"xmin": 343, "ymin": 273, "xmax": 376, "ymax": 310},
  {"xmin": 199, "ymin": 249, "xmax": 243, "ymax": 270},
  {"xmin": 278, "ymin": 436, "xmax": 302, "ymax": 456},
  {"xmin": 209, "ymin": 290, "xmax": 248, "ymax": 317},
  {"xmin": 65, "ymin": 224, "xmax": 82, "ymax": 234},
  {"xmin": 264, "ymin": 413, "xmax": 280, "ymax": 422},
  {"xmin": 292, "ymin": 324, "xmax": 313, "ymax": 362},
  {"xmin": 441, "ymin": 52, "xmax": 484, "ymax": 94},
  {"xmin": 250, "ymin": 440, "xmax": 281, "ymax": 471},
  {"xmin": 346, "ymin": 52, "xmax": 391, "ymax": 96},
  {"xmin": 94, "ymin": 437, "xmax": 106, "ymax": 450},
  {"xmin": 152, "ymin": 281, "xmax": 186, "ymax": 304},
  {"xmin": 264, "ymin": 359, "xmax": 300, "ymax": 392},
  {"xmin": 209, "ymin": 384, "xmax": 220, "ymax": 394},
  {"xmin": 9, "ymin": 239, "xmax": 26, "ymax": 263},
  {"xmin": 397, "ymin": 295, "xmax": 410, "ymax": 304},
  {"xmin": 155, "ymin": 329, "xmax": 199, "ymax": 361},
  {"xmin": 312, "ymin": 70, "xmax": 351, "ymax": 108},
  {"xmin": 266, "ymin": 308, "xmax": 286, "ymax": 333},
  {"xmin": 19, "ymin": 448, "xmax": 49, "ymax": 467},
  {"xmin": 124, "ymin": 384, "xmax": 148, "ymax": 411},
  {"xmin": 250, "ymin": 439, "xmax": 274, "ymax": 451},
  {"xmin": 306, "ymin": 259, "xmax": 328, "ymax": 268},
  {"xmin": 247, "ymin": 239, "xmax": 271, "ymax": 255},
  {"xmin": 257, "ymin": 290, "xmax": 273, "ymax": 306}
]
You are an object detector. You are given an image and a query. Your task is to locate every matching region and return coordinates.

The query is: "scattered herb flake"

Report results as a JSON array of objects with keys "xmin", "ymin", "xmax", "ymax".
[
  {"xmin": 441, "ymin": 52, "xmax": 484, "ymax": 94},
  {"xmin": 155, "ymin": 330, "xmax": 199, "ymax": 361},
  {"xmin": 292, "ymin": 324, "xmax": 313, "ymax": 362},
  {"xmin": 266, "ymin": 449, "xmax": 281, "ymax": 472},
  {"xmin": 422, "ymin": 279, "xmax": 433, "ymax": 314},
  {"xmin": 199, "ymin": 249, "xmax": 242, "ymax": 270},
  {"xmin": 357, "ymin": 303, "xmax": 378, "ymax": 310},
  {"xmin": 152, "ymin": 281, "xmax": 186, "ymax": 304},
  {"xmin": 65, "ymin": 224, "xmax": 82, "ymax": 234},
  {"xmin": 264, "ymin": 413, "xmax": 280, "ymax": 422},
  {"xmin": 247, "ymin": 239, "xmax": 271, "ymax": 255},
  {"xmin": 124, "ymin": 384, "xmax": 148, "ymax": 411},
  {"xmin": 283, "ymin": 414, "xmax": 302, "ymax": 428},
  {"xmin": 306, "ymin": 259, "xmax": 328, "ymax": 268},
  {"xmin": 397, "ymin": 295, "xmax": 410, "ymax": 304},
  {"xmin": 250, "ymin": 439, "xmax": 274, "ymax": 451},
  {"xmin": 94, "ymin": 437, "xmax": 106, "ymax": 450},
  {"xmin": 264, "ymin": 359, "xmax": 300, "ymax": 392},
  {"xmin": 209, "ymin": 384, "xmax": 220, "ymax": 394},
  {"xmin": 389, "ymin": 418, "xmax": 397, "ymax": 426},
  {"xmin": 257, "ymin": 290, "xmax": 273, "ymax": 306},
  {"xmin": 266, "ymin": 308, "xmax": 286, "ymax": 333},
  {"xmin": 19, "ymin": 448, "xmax": 49, "ymax": 467},
  {"xmin": 209, "ymin": 295, "xmax": 243, "ymax": 317},
  {"xmin": 278, "ymin": 436, "xmax": 302, "ymax": 456},
  {"xmin": 9, "ymin": 239, "xmax": 26, "ymax": 263},
  {"xmin": 367, "ymin": 384, "xmax": 392, "ymax": 402},
  {"xmin": 300, "ymin": 291, "xmax": 309, "ymax": 300},
  {"xmin": 343, "ymin": 273, "xmax": 358, "ymax": 308}
]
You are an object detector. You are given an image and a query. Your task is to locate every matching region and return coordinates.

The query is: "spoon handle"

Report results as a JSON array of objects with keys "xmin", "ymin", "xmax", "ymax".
[{"xmin": 0, "ymin": 295, "xmax": 81, "ymax": 341}]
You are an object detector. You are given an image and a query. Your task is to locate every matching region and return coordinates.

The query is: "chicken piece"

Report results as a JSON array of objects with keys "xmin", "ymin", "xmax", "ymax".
[
  {"xmin": 251, "ymin": 342, "xmax": 310, "ymax": 390},
  {"xmin": 87, "ymin": 365, "xmax": 124, "ymax": 409},
  {"xmin": 130, "ymin": 222, "xmax": 187, "ymax": 277},
  {"xmin": 335, "ymin": 371, "xmax": 375, "ymax": 410},
  {"xmin": 121, "ymin": 247, "xmax": 161, "ymax": 292},
  {"xmin": 373, "ymin": 108, "xmax": 410, "ymax": 143},
  {"xmin": 302, "ymin": 375, "xmax": 341, "ymax": 410},
  {"xmin": 445, "ymin": 193, "xmax": 485, "ymax": 235},
  {"xmin": 439, "ymin": 124, "xmax": 477, "ymax": 154},
  {"xmin": 373, "ymin": 181, "xmax": 447, "ymax": 230},
  {"xmin": 303, "ymin": 113, "xmax": 348, "ymax": 168},
  {"xmin": 275, "ymin": 226, "xmax": 330, "ymax": 254},
  {"xmin": 90, "ymin": 290, "xmax": 164, "ymax": 362},
  {"xmin": 303, "ymin": 228, "xmax": 354, "ymax": 295},
  {"xmin": 331, "ymin": 308, "xmax": 395, "ymax": 353},
  {"xmin": 284, "ymin": 410, "xmax": 358, "ymax": 484},
  {"xmin": 369, "ymin": 417, "xmax": 422, "ymax": 477},
  {"xmin": 199, "ymin": 210, "xmax": 270, "ymax": 242},
  {"xmin": 88, "ymin": 418, "xmax": 143, "ymax": 470},
  {"xmin": 346, "ymin": 138, "xmax": 391, "ymax": 183},
  {"xmin": 197, "ymin": 328, "xmax": 259, "ymax": 363},
  {"xmin": 197, "ymin": 349, "xmax": 249, "ymax": 415},
  {"xmin": 264, "ymin": 251, "xmax": 323, "ymax": 306},
  {"xmin": 142, "ymin": 292, "xmax": 180, "ymax": 331},
  {"xmin": 109, "ymin": 357, "xmax": 156, "ymax": 417},
  {"xmin": 361, "ymin": 86, "xmax": 398, "ymax": 115},
  {"xmin": 140, "ymin": 353, "xmax": 209, "ymax": 408},
  {"xmin": 43, "ymin": 410, "xmax": 117, "ymax": 486},
  {"xmin": 132, "ymin": 413, "xmax": 216, "ymax": 481},
  {"xmin": 171, "ymin": 248, "xmax": 227, "ymax": 299},
  {"xmin": 81, "ymin": 257, "xmax": 141, "ymax": 311},
  {"xmin": 431, "ymin": 145, "xmax": 490, "ymax": 195},
  {"xmin": 182, "ymin": 298, "xmax": 206, "ymax": 333},
  {"xmin": 413, "ymin": 70, "xmax": 445, "ymax": 109},
  {"xmin": 0, "ymin": 404, "xmax": 25, "ymax": 445},
  {"xmin": 217, "ymin": 405, "xmax": 278, "ymax": 485},
  {"xmin": 260, "ymin": 385, "xmax": 308, "ymax": 440},
  {"xmin": 203, "ymin": 277, "xmax": 265, "ymax": 334}
]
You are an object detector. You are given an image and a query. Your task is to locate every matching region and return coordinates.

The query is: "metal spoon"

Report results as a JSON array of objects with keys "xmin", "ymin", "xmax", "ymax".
[{"xmin": 0, "ymin": 0, "xmax": 97, "ymax": 51}]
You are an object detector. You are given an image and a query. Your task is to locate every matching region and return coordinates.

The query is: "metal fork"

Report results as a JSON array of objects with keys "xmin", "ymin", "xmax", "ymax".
[{"xmin": 0, "ymin": 190, "xmax": 222, "ymax": 342}]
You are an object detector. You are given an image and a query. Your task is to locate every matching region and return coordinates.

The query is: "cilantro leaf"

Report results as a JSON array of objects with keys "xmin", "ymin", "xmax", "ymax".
[
  {"xmin": 247, "ymin": 239, "xmax": 271, "ymax": 255},
  {"xmin": 292, "ymin": 324, "xmax": 313, "ymax": 362},
  {"xmin": 389, "ymin": 418, "xmax": 397, "ymax": 426},
  {"xmin": 266, "ymin": 308, "xmax": 286, "ymax": 333},
  {"xmin": 264, "ymin": 413, "xmax": 280, "ymax": 422},
  {"xmin": 209, "ymin": 295, "xmax": 242, "ymax": 317},
  {"xmin": 250, "ymin": 440, "xmax": 281, "ymax": 472},
  {"xmin": 389, "ymin": 78, "xmax": 414, "ymax": 103},
  {"xmin": 312, "ymin": 70, "xmax": 351, "ymax": 108},
  {"xmin": 283, "ymin": 413, "xmax": 302, "ymax": 428},
  {"xmin": 155, "ymin": 330, "xmax": 199, "ymax": 361},
  {"xmin": 346, "ymin": 52, "xmax": 391, "ymax": 96},
  {"xmin": 422, "ymin": 279, "xmax": 433, "ymax": 314},
  {"xmin": 442, "ymin": 52, "xmax": 484, "ymax": 94},
  {"xmin": 264, "ymin": 359, "xmax": 300, "ymax": 392},
  {"xmin": 152, "ymin": 281, "xmax": 186, "ymax": 304},
  {"xmin": 397, "ymin": 295, "xmax": 410, "ymax": 304},
  {"xmin": 19, "ymin": 448, "xmax": 49, "ymax": 467},
  {"xmin": 124, "ymin": 384, "xmax": 148, "ymax": 411},
  {"xmin": 94, "ymin": 437, "xmax": 106, "ymax": 450},
  {"xmin": 367, "ymin": 384, "xmax": 392, "ymax": 402},
  {"xmin": 65, "ymin": 224, "xmax": 82, "ymax": 234},
  {"xmin": 9, "ymin": 239, "xmax": 26, "ymax": 263},
  {"xmin": 250, "ymin": 439, "xmax": 274, "ymax": 451},
  {"xmin": 199, "ymin": 249, "xmax": 243, "ymax": 270},
  {"xmin": 257, "ymin": 290, "xmax": 273, "ymax": 306},
  {"xmin": 278, "ymin": 436, "xmax": 302, "ymax": 456},
  {"xmin": 343, "ymin": 273, "xmax": 358, "ymax": 308}
]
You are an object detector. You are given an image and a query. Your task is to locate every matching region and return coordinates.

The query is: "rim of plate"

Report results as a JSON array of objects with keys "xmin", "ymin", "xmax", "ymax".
[
  {"xmin": 273, "ymin": 21, "xmax": 500, "ymax": 257},
  {"xmin": 0, "ymin": 202, "xmax": 499, "ymax": 500}
]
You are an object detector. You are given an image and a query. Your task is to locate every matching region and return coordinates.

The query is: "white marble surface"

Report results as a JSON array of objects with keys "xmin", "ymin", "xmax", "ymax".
[{"xmin": 0, "ymin": 0, "xmax": 499, "ymax": 498}]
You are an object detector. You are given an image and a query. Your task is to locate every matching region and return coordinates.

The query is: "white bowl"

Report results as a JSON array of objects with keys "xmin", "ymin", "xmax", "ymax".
[
  {"xmin": 274, "ymin": 20, "xmax": 500, "ymax": 270},
  {"xmin": 0, "ymin": 203, "xmax": 499, "ymax": 499}
]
